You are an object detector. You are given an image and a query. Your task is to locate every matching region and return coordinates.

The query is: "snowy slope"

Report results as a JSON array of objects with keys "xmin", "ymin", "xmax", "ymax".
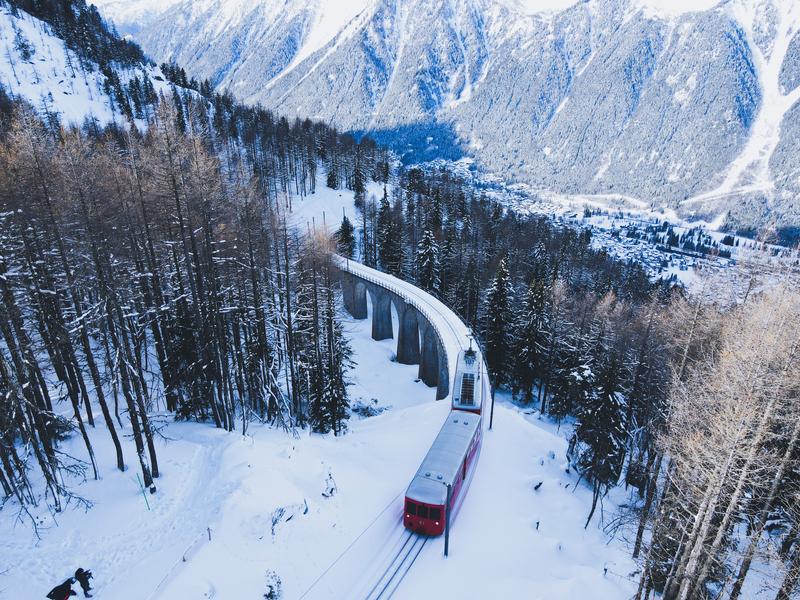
[
  {"xmin": 0, "ymin": 265, "xmax": 636, "ymax": 600},
  {"xmin": 0, "ymin": 179, "xmax": 638, "ymax": 599},
  {"xmin": 95, "ymin": 0, "xmax": 800, "ymax": 234},
  {"xmin": 0, "ymin": 4, "xmax": 177, "ymax": 126}
]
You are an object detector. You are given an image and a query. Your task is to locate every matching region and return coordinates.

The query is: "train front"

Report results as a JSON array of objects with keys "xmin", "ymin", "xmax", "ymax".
[{"xmin": 404, "ymin": 477, "xmax": 447, "ymax": 536}]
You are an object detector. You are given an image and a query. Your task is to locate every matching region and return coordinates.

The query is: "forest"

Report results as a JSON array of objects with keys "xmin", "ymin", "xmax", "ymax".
[
  {"xmin": 343, "ymin": 167, "xmax": 800, "ymax": 598},
  {"xmin": 0, "ymin": 77, "xmax": 389, "ymax": 511}
]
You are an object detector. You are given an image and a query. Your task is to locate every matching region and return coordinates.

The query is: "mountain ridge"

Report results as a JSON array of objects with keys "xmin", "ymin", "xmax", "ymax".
[{"xmin": 84, "ymin": 0, "xmax": 800, "ymax": 238}]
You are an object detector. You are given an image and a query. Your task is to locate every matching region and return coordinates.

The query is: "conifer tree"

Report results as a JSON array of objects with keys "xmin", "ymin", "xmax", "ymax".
[
  {"xmin": 512, "ymin": 277, "xmax": 548, "ymax": 402},
  {"xmin": 428, "ymin": 189, "xmax": 443, "ymax": 233},
  {"xmin": 377, "ymin": 187, "xmax": 402, "ymax": 276},
  {"xmin": 484, "ymin": 258, "xmax": 513, "ymax": 387},
  {"xmin": 568, "ymin": 354, "xmax": 626, "ymax": 527},
  {"xmin": 335, "ymin": 215, "xmax": 356, "ymax": 258},
  {"xmin": 415, "ymin": 229, "xmax": 440, "ymax": 295},
  {"xmin": 439, "ymin": 232, "xmax": 457, "ymax": 305}
]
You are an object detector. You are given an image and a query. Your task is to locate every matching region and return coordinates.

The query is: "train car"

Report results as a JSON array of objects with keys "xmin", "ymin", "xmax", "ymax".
[
  {"xmin": 403, "ymin": 411, "xmax": 482, "ymax": 536},
  {"xmin": 451, "ymin": 344, "xmax": 485, "ymax": 414}
]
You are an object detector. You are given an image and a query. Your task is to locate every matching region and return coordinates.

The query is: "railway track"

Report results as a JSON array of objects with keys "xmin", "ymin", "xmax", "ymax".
[
  {"xmin": 337, "ymin": 256, "xmax": 473, "ymax": 369},
  {"xmin": 363, "ymin": 531, "xmax": 428, "ymax": 600}
]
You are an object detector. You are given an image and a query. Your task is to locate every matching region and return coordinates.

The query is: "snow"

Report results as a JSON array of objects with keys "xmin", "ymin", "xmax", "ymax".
[
  {"xmin": 91, "ymin": 0, "xmax": 185, "ymax": 24},
  {"xmin": 0, "ymin": 309, "xmax": 446, "ymax": 599},
  {"xmin": 267, "ymin": 0, "xmax": 376, "ymax": 97},
  {"xmin": 283, "ymin": 182, "xmax": 364, "ymax": 234},
  {"xmin": 633, "ymin": 0, "xmax": 723, "ymax": 19},
  {"xmin": 0, "ymin": 299, "xmax": 636, "ymax": 599},
  {"xmin": 0, "ymin": 6, "xmax": 183, "ymax": 127},
  {"xmin": 501, "ymin": 0, "xmax": 723, "ymax": 18},
  {"xmin": 2, "ymin": 176, "xmax": 638, "ymax": 600},
  {"xmin": 400, "ymin": 397, "xmax": 637, "ymax": 600},
  {"xmin": 499, "ymin": 0, "xmax": 582, "ymax": 15},
  {"xmin": 0, "ymin": 6, "xmax": 117, "ymax": 124},
  {"xmin": 289, "ymin": 0, "xmax": 373, "ymax": 69},
  {"xmin": 683, "ymin": 0, "xmax": 800, "ymax": 206}
]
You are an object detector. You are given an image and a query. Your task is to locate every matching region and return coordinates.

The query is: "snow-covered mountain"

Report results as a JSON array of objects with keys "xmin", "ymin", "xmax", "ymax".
[
  {"xmin": 0, "ymin": 1, "xmax": 185, "ymax": 128},
  {"xmin": 93, "ymin": 0, "xmax": 800, "ymax": 236}
]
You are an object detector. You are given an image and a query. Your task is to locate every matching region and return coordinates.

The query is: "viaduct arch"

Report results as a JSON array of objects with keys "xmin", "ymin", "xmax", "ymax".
[{"xmin": 339, "ymin": 266, "xmax": 450, "ymax": 400}]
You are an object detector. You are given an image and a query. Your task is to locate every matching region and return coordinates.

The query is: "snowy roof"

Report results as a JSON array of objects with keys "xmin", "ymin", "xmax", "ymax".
[{"xmin": 406, "ymin": 412, "xmax": 482, "ymax": 505}]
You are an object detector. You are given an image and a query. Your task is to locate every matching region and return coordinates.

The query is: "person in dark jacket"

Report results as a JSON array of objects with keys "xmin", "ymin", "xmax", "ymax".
[
  {"xmin": 74, "ymin": 568, "xmax": 93, "ymax": 598},
  {"xmin": 46, "ymin": 579, "xmax": 77, "ymax": 600}
]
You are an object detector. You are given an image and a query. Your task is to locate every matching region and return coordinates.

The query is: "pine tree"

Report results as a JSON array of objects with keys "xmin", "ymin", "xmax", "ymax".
[
  {"xmin": 567, "ymin": 353, "xmax": 626, "ymax": 528},
  {"xmin": 377, "ymin": 187, "xmax": 402, "ymax": 276},
  {"xmin": 324, "ymin": 318, "xmax": 352, "ymax": 435},
  {"xmin": 428, "ymin": 189, "xmax": 443, "ymax": 233},
  {"xmin": 512, "ymin": 277, "xmax": 548, "ymax": 403},
  {"xmin": 439, "ymin": 232, "xmax": 457, "ymax": 305},
  {"xmin": 415, "ymin": 229, "xmax": 440, "ymax": 295},
  {"xmin": 335, "ymin": 215, "xmax": 356, "ymax": 258},
  {"xmin": 484, "ymin": 258, "xmax": 513, "ymax": 387},
  {"xmin": 326, "ymin": 168, "xmax": 338, "ymax": 189},
  {"xmin": 171, "ymin": 85, "xmax": 186, "ymax": 133},
  {"xmin": 454, "ymin": 253, "xmax": 480, "ymax": 328}
]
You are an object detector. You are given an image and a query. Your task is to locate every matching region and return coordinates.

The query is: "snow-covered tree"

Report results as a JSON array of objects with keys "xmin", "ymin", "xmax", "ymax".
[
  {"xmin": 567, "ymin": 354, "xmax": 626, "ymax": 528},
  {"xmin": 415, "ymin": 228, "xmax": 439, "ymax": 295},
  {"xmin": 512, "ymin": 277, "xmax": 548, "ymax": 403},
  {"xmin": 484, "ymin": 257, "xmax": 513, "ymax": 387},
  {"xmin": 335, "ymin": 214, "xmax": 356, "ymax": 258},
  {"xmin": 377, "ymin": 187, "xmax": 402, "ymax": 276}
]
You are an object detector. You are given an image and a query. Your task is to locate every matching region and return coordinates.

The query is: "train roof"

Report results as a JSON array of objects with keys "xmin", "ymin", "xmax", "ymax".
[
  {"xmin": 405, "ymin": 411, "xmax": 482, "ymax": 505},
  {"xmin": 452, "ymin": 348, "xmax": 485, "ymax": 412}
]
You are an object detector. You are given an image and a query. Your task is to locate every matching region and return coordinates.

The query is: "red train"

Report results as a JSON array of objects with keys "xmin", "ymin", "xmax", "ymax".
[{"xmin": 403, "ymin": 347, "xmax": 487, "ymax": 536}]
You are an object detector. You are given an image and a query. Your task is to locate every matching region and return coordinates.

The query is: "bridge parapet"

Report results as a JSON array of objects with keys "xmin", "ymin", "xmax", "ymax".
[{"xmin": 336, "ymin": 258, "xmax": 468, "ymax": 401}]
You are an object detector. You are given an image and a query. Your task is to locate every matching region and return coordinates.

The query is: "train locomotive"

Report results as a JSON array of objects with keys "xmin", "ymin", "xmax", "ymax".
[{"xmin": 403, "ymin": 344, "xmax": 487, "ymax": 536}]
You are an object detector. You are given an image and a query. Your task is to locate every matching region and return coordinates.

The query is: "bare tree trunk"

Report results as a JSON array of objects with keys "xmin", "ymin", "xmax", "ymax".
[{"xmin": 729, "ymin": 411, "xmax": 800, "ymax": 599}]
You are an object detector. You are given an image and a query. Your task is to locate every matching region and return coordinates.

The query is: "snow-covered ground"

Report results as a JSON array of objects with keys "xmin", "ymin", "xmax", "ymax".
[
  {"xmin": 1, "ymin": 182, "xmax": 639, "ymax": 600},
  {"xmin": 0, "ymin": 4, "xmax": 185, "ymax": 128},
  {"xmin": 682, "ymin": 1, "xmax": 800, "ymax": 207},
  {"xmin": 0, "ymin": 311, "xmax": 636, "ymax": 600}
]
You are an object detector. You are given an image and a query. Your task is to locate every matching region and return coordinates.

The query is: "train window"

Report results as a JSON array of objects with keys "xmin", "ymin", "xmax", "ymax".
[
  {"xmin": 460, "ymin": 374, "xmax": 475, "ymax": 405},
  {"xmin": 429, "ymin": 508, "xmax": 441, "ymax": 521},
  {"xmin": 405, "ymin": 501, "xmax": 416, "ymax": 516},
  {"xmin": 418, "ymin": 505, "xmax": 429, "ymax": 519}
]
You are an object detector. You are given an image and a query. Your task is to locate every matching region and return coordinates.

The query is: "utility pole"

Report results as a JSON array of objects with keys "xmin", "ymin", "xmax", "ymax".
[
  {"xmin": 489, "ymin": 384, "xmax": 496, "ymax": 430},
  {"xmin": 444, "ymin": 483, "xmax": 452, "ymax": 557}
]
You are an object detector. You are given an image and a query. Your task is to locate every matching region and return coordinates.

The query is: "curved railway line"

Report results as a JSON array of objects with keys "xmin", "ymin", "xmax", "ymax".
[{"xmin": 299, "ymin": 258, "xmax": 488, "ymax": 600}]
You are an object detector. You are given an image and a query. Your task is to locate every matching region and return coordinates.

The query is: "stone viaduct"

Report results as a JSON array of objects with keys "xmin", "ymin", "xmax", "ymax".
[{"xmin": 338, "ymin": 268, "xmax": 450, "ymax": 400}]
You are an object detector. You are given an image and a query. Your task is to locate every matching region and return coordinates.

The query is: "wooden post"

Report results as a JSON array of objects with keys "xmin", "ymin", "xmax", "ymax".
[{"xmin": 444, "ymin": 483, "xmax": 452, "ymax": 557}]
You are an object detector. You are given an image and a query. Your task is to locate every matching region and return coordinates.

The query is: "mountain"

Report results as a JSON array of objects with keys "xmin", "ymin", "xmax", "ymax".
[
  {"xmin": 93, "ymin": 0, "xmax": 800, "ymax": 239},
  {"xmin": 0, "ymin": 0, "xmax": 190, "ymax": 128}
]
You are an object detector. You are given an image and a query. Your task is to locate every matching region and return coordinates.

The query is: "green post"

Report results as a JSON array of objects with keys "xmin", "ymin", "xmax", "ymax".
[{"xmin": 136, "ymin": 473, "xmax": 151, "ymax": 511}]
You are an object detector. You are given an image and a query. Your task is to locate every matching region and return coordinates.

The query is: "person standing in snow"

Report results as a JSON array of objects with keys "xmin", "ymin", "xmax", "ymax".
[
  {"xmin": 74, "ymin": 568, "xmax": 93, "ymax": 598},
  {"xmin": 46, "ymin": 579, "xmax": 77, "ymax": 600}
]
